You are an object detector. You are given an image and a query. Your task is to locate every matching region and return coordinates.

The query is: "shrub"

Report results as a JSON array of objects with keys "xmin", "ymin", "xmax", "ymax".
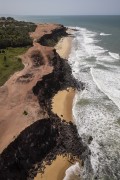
[{"xmin": 23, "ymin": 110, "xmax": 28, "ymax": 115}]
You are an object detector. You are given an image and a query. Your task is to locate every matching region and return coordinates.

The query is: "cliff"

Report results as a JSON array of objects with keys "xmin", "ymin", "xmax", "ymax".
[
  {"xmin": 0, "ymin": 23, "xmax": 89, "ymax": 180},
  {"xmin": 30, "ymin": 24, "xmax": 68, "ymax": 46}
]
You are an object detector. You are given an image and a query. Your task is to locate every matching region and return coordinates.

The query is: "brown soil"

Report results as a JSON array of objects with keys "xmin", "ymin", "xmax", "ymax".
[{"xmin": 30, "ymin": 24, "xmax": 66, "ymax": 42}]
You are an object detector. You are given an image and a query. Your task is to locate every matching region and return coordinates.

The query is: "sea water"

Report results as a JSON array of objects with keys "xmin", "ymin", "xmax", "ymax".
[
  {"xmin": 68, "ymin": 27, "xmax": 120, "ymax": 180},
  {"xmin": 15, "ymin": 15, "xmax": 120, "ymax": 179}
]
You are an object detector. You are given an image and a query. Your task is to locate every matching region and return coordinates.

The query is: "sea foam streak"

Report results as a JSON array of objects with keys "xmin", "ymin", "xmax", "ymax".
[
  {"xmin": 91, "ymin": 68, "xmax": 120, "ymax": 110},
  {"xmin": 109, "ymin": 52, "xmax": 120, "ymax": 59},
  {"xmin": 65, "ymin": 27, "xmax": 120, "ymax": 180},
  {"xmin": 63, "ymin": 163, "xmax": 81, "ymax": 180},
  {"xmin": 100, "ymin": 32, "xmax": 112, "ymax": 36}
]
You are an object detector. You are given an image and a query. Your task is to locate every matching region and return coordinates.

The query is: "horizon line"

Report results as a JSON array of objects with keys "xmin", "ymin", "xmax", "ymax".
[{"xmin": 0, "ymin": 14, "xmax": 120, "ymax": 16}]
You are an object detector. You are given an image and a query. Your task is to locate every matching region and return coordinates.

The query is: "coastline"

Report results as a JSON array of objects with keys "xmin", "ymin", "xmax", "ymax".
[
  {"xmin": 52, "ymin": 36, "xmax": 75, "ymax": 122},
  {"xmin": 0, "ymin": 24, "xmax": 86, "ymax": 180},
  {"xmin": 35, "ymin": 35, "xmax": 77, "ymax": 180},
  {"xmin": 1, "ymin": 13, "xmax": 120, "ymax": 180}
]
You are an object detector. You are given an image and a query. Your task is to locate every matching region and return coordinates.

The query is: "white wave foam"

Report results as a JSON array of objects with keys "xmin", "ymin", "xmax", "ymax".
[
  {"xmin": 91, "ymin": 68, "xmax": 120, "ymax": 110},
  {"xmin": 100, "ymin": 33, "xmax": 112, "ymax": 36},
  {"xmin": 63, "ymin": 162, "xmax": 81, "ymax": 180},
  {"xmin": 68, "ymin": 26, "xmax": 120, "ymax": 179},
  {"xmin": 109, "ymin": 52, "xmax": 120, "ymax": 60}
]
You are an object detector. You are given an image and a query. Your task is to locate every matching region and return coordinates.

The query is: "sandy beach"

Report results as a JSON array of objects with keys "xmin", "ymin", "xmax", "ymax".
[
  {"xmin": 52, "ymin": 36, "xmax": 75, "ymax": 122},
  {"xmin": 52, "ymin": 88, "xmax": 75, "ymax": 122},
  {"xmin": 34, "ymin": 35, "xmax": 79, "ymax": 180},
  {"xmin": 55, "ymin": 36, "xmax": 73, "ymax": 59},
  {"xmin": 35, "ymin": 155, "xmax": 72, "ymax": 180}
]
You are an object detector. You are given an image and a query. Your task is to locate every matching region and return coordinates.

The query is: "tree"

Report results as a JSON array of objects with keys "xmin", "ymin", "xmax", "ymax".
[
  {"xmin": 7, "ymin": 17, "xmax": 14, "ymax": 21},
  {"xmin": 0, "ymin": 17, "xmax": 6, "ymax": 21}
]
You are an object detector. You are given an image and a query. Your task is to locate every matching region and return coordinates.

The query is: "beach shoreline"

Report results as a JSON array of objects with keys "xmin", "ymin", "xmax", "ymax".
[
  {"xmin": 52, "ymin": 36, "xmax": 76, "ymax": 123},
  {"xmin": 35, "ymin": 33, "xmax": 79, "ymax": 180}
]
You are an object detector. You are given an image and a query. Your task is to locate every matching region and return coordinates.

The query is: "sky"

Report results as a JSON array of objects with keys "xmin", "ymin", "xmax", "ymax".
[{"xmin": 0, "ymin": 0, "xmax": 120, "ymax": 15}]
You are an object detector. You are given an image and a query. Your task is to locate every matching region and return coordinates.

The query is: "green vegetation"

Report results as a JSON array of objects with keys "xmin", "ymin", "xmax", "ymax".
[
  {"xmin": 0, "ymin": 17, "xmax": 36, "ymax": 86},
  {"xmin": 0, "ymin": 47, "xmax": 28, "ymax": 86},
  {"xmin": 0, "ymin": 17, "xmax": 36, "ymax": 48}
]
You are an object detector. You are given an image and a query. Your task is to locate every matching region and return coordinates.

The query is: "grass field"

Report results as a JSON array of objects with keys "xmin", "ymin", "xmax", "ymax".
[{"xmin": 0, "ymin": 47, "xmax": 29, "ymax": 86}]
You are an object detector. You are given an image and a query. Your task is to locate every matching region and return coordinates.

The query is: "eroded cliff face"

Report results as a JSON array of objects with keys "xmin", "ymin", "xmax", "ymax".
[
  {"xmin": 38, "ymin": 26, "xmax": 68, "ymax": 46},
  {"xmin": 30, "ymin": 24, "xmax": 68, "ymax": 46},
  {"xmin": 0, "ymin": 24, "xmax": 89, "ymax": 180},
  {"xmin": 33, "ymin": 49, "xmax": 83, "ymax": 113}
]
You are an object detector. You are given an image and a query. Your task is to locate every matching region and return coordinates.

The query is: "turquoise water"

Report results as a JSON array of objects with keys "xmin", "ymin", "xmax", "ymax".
[{"xmin": 16, "ymin": 16, "xmax": 120, "ymax": 180}]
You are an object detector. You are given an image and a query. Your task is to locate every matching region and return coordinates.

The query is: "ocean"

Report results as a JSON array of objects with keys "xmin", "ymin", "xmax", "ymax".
[{"xmin": 15, "ymin": 15, "xmax": 120, "ymax": 179}]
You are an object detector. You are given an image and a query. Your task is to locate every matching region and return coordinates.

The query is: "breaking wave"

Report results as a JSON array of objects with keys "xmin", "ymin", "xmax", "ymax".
[
  {"xmin": 109, "ymin": 52, "xmax": 120, "ymax": 60},
  {"xmin": 65, "ymin": 27, "xmax": 120, "ymax": 180},
  {"xmin": 100, "ymin": 33, "xmax": 112, "ymax": 36}
]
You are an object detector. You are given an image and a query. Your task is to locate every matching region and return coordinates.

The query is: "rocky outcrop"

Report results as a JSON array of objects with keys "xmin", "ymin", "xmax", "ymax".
[
  {"xmin": 0, "ymin": 116, "xmax": 88, "ymax": 180},
  {"xmin": 33, "ymin": 49, "xmax": 83, "ymax": 113},
  {"xmin": 38, "ymin": 25, "xmax": 68, "ymax": 46},
  {"xmin": 30, "ymin": 24, "xmax": 68, "ymax": 47}
]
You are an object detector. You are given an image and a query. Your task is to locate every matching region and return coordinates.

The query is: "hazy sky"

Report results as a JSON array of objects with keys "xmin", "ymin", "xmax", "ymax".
[{"xmin": 0, "ymin": 0, "xmax": 120, "ymax": 15}]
